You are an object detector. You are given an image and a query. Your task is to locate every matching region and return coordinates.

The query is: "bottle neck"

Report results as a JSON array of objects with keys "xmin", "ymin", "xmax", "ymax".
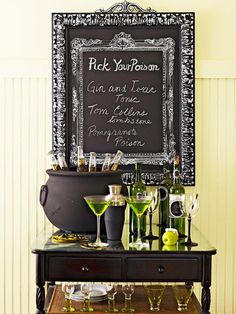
[
  {"xmin": 164, "ymin": 170, "xmax": 171, "ymax": 179},
  {"xmin": 135, "ymin": 164, "xmax": 142, "ymax": 183},
  {"xmin": 173, "ymin": 164, "xmax": 181, "ymax": 184}
]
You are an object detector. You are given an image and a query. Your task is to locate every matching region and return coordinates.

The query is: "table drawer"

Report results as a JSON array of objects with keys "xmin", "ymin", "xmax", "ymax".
[
  {"xmin": 46, "ymin": 257, "xmax": 122, "ymax": 281},
  {"xmin": 126, "ymin": 257, "xmax": 202, "ymax": 281}
]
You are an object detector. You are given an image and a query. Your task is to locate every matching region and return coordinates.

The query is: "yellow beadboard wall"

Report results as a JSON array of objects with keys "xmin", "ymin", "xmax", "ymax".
[
  {"xmin": 0, "ymin": 71, "xmax": 236, "ymax": 314},
  {"xmin": 0, "ymin": 77, "xmax": 53, "ymax": 314}
]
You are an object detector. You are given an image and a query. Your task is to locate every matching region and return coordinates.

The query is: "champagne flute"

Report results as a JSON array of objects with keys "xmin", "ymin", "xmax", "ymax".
[
  {"xmin": 84, "ymin": 195, "xmax": 111, "ymax": 248},
  {"xmin": 61, "ymin": 282, "xmax": 76, "ymax": 312},
  {"xmin": 80, "ymin": 282, "xmax": 94, "ymax": 312},
  {"xmin": 121, "ymin": 283, "xmax": 135, "ymax": 313},
  {"xmin": 143, "ymin": 186, "xmax": 160, "ymax": 240},
  {"xmin": 126, "ymin": 195, "xmax": 152, "ymax": 248},
  {"xmin": 105, "ymin": 283, "xmax": 119, "ymax": 313},
  {"xmin": 184, "ymin": 193, "xmax": 199, "ymax": 247}
]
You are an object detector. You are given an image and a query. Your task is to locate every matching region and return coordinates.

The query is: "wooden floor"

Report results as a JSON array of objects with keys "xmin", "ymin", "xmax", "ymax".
[{"xmin": 46, "ymin": 285, "xmax": 201, "ymax": 314}]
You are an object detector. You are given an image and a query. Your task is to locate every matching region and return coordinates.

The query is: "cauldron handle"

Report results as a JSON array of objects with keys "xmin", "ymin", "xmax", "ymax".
[{"xmin": 40, "ymin": 185, "xmax": 48, "ymax": 206}]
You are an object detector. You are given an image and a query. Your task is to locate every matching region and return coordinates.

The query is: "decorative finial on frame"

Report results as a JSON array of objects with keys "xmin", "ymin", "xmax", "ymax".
[{"xmin": 96, "ymin": 1, "xmax": 156, "ymax": 13}]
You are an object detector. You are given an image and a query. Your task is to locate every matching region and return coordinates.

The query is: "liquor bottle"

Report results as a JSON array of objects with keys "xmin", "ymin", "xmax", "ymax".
[
  {"xmin": 89, "ymin": 152, "xmax": 97, "ymax": 172},
  {"xmin": 102, "ymin": 153, "xmax": 111, "ymax": 171},
  {"xmin": 48, "ymin": 151, "xmax": 60, "ymax": 171},
  {"xmin": 57, "ymin": 152, "xmax": 68, "ymax": 171},
  {"xmin": 130, "ymin": 163, "xmax": 146, "ymax": 236},
  {"xmin": 110, "ymin": 150, "xmax": 124, "ymax": 171},
  {"xmin": 169, "ymin": 155, "xmax": 186, "ymax": 237},
  {"xmin": 77, "ymin": 146, "xmax": 87, "ymax": 172},
  {"xmin": 159, "ymin": 161, "xmax": 173, "ymax": 236}
]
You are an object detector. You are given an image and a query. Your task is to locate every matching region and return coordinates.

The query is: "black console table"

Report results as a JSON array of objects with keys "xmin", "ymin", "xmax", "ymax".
[{"xmin": 31, "ymin": 224, "xmax": 216, "ymax": 314}]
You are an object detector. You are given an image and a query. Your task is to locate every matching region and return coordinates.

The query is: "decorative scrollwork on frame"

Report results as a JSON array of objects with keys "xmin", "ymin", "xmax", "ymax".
[
  {"xmin": 109, "ymin": 32, "xmax": 135, "ymax": 49},
  {"xmin": 71, "ymin": 38, "xmax": 102, "ymax": 76},
  {"xmin": 96, "ymin": 1, "xmax": 155, "ymax": 13},
  {"xmin": 52, "ymin": 4, "xmax": 195, "ymax": 185}
]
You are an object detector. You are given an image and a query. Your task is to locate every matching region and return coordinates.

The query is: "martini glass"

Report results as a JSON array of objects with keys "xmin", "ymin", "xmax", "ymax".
[
  {"xmin": 126, "ymin": 195, "xmax": 152, "ymax": 248},
  {"xmin": 84, "ymin": 195, "xmax": 111, "ymax": 248}
]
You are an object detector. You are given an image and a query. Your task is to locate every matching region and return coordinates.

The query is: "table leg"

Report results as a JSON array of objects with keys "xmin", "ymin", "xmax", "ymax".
[
  {"xmin": 36, "ymin": 284, "xmax": 45, "ymax": 314},
  {"xmin": 201, "ymin": 284, "xmax": 211, "ymax": 314},
  {"xmin": 36, "ymin": 254, "xmax": 45, "ymax": 314},
  {"xmin": 201, "ymin": 255, "xmax": 212, "ymax": 314}
]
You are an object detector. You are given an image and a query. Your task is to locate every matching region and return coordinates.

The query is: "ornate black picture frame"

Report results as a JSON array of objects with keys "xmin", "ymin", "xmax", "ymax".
[{"xmin": 52, "ymin": 1, "xmax": 195, "ymax": 185}]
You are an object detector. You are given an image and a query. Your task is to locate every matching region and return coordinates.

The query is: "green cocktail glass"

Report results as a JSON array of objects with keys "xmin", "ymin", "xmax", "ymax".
[
  {"xmin": 126, "ymin": 195, "xmax": 152, "ymax": 248},
  {"xmin": 84, "ymin": 195, "xmax": 111, "ymax": 248}
]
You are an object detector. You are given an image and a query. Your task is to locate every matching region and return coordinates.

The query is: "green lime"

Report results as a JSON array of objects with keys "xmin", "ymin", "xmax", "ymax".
[{"xmin": 162, "ymin": 229, "xmax": 178, "ymax": 246}]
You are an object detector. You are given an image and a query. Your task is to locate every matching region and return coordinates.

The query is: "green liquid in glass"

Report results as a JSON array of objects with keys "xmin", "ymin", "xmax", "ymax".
[
  {"xmin": 85, "ymin": 200, "xmax": 110, "ymax": 216},
  {"xmin": 127, "ymin": 198, "xmax": 151, "ymax": 217}
]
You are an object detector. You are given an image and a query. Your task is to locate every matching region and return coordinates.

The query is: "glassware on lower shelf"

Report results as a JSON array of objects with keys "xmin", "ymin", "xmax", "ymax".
[
  {"xmin": 172, "ymin": 283, "xmax": 193, "ymax": 312},
  {"xmin": 61, "ymin": 282, "xmax": 76, "ymax": 313},
  {"xmin": 144, "ymin": 284, "xmax": 166, "ymax": 312},
  {"xmin": 80, "ymin": 283, "xmax": 94, "ymax": 312},
  {"xmin": 105, "ymin": 283, "xmax": 119, "ymax": 313},
  {"xmin": 121, "ymin": 283, "xmax": 135, "ymax": 313}
]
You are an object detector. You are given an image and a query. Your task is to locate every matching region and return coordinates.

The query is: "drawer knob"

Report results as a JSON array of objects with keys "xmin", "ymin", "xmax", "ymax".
[
  {"xmin": 158, "ymin": 265, "xmax": 165, "ymax": 274},
  {"xmin": 81, "ymin": 266, "xmax": 89, "ymax": 272}
]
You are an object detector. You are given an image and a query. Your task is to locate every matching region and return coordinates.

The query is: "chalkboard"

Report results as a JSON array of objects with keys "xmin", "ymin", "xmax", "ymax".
[{"xmin": 52, "ymin": 2, "xmax": 195, "ymax": 185}]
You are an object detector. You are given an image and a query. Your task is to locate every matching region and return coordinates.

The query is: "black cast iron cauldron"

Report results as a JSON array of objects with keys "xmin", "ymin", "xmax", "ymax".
[{"xmin": 39, "ymin": 170, "xmax": 125, "ymax": 233}]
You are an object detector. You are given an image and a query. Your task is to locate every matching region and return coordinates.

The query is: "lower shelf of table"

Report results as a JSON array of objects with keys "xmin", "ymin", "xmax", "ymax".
[{"xmin": 46, "ymin": 285, "xmax": 201, "ymax": 314}]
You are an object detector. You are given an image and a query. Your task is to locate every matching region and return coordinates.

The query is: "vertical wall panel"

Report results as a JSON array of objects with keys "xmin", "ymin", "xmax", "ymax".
[
  {"xmin": 20, "ymin": 77, "xmax": 30, "ymax": 314},
  {"xmin": 0, "ymin": 76, "xmax": 51, "ymax": 314},
  {"xmin": 195, "ymin": 78, "xmax": 236, "ymax": 314},
  {"xmin": 4, "ymin": 78, "xmax": 14, "ymax": 314},
  {"xmin": 12, "ymin": 78, "xmax": 22, "ymax": 314},
  {"xmin": 0, "ymin": 78, "xmax": 6, "ymax": 314},
  {"xmin": 0, "ymin": 75, "xmax": 236, "ymax": 314}
]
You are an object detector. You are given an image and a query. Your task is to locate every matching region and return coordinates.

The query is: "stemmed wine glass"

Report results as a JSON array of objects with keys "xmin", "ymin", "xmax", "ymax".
[
  {"xmin": 126, "ymin": 194, "xmax": 152, "ymax": 248},
  {"xmin": 84, "ymin": 195, "xmax": 111, "ymax": 248},
  {"xmin": 61, "ymin": 282, "xmax": 76, "ymax": 312},
  {"xmin": 80, "ymin": 282, "xmax": 94, "ymax": 312},
  {"xmin": 143, "ymin": 186, "xmax": 160, "ymax": 240},
  {"xmin": 121, "ymin": 173, "xmax": 135, "ymax": 235},
  {"xmin": 121, "ymin": 283, "xmax": 135, "ymax": 313},
  {"xmin": 105, "ymin": 283, "xmax": 119, "ymax": 313},
  {"xmin": 184, "ymin": 193, "xmax": 199, "ymax": 247}
]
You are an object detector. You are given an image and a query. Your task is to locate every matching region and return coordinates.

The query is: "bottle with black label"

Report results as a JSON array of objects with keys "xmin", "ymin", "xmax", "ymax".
[
  {"xmin": 130, "ymin": 163, "xmax": 146, "ymax": 236},
  {"xmin": 169, "ymin": 155, "xmax": 186, "ymax": 237},
  {"xmin": 159, "ymin": 161, "xmax": 173, "ymax": 236}
]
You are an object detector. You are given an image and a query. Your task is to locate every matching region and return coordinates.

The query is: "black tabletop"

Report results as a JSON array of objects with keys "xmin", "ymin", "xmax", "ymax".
[{"xmin": 31, "ymin": 223, "xmax": 216, "ymax": 255}]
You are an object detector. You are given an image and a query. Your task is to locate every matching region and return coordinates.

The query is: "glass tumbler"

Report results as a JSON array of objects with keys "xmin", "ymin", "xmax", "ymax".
[
  {"xmin": 173, "ymin": 284, "xmax": 193, "ymax": 312},
  {"xmin": 144, "ymin": 284, "xmax": 166, "ymax": 311}
]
